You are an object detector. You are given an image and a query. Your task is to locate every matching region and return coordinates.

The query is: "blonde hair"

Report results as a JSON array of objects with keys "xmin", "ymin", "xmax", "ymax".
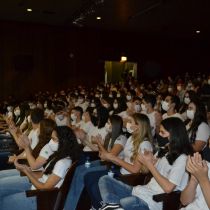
[{"xmin": 130, "ymin": 113, "xmax": 153, "ymax": 163}]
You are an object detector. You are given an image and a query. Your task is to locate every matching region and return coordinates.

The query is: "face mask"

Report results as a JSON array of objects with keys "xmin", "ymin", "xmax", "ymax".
[
  {"xmin": 186, "ymin": 110, "xmax": 195, "ymax": 120},
  {"xmin": 117, "ymin": 93, "xmax": 121, "ymax": 98},
  {"xmin": 134, "ymin": 104, "xmax": 141, "ymax": 113},
  {"xmin": 103, "ymin": 104, "xmax": 109, "ymax": 109},
  {"xmin": 95, "ymin": 94, "xmax": 100, "ymax": 98},
  {"xmin": 113, "ymin": 103, "xmax": 118, "ymax": 109},
  {"xmin": 161, "ymin": 101, "xmax": 169, "ymax": 111},
  {"xmin": 90, "ymin": 103, "xmax": 96, "ymax": 108},
  {"xmin": 126, "ymin": 95, "xmax": 132, "ymax": 101},
  {"xmin": 82, "ymin": 115, "xmax": 86, "ymax": 121},
  {"xmin": 208, "ymin": 79, "xmax": 210, "ymax": 85},
  {"xmin": 141, "ymin": 104, "xmax": 147, "ymax": 112},
  {"xmin": 48, "ymin": 139, "xmax": 59, "ymax": 152},
  {"xmin": 109, "ymin": 94, "xmax": 113, "ymax": 98},
  {"xmin": 184, "ymin": 97, "xmax": 191, "ymax": 105},
  {"xmin": 71, "ymin": 113, "xmax": 77, "ymax": 121},
  {"xmin": 44, "ymin": 103, "xmax": 47, "ymax": 108},
  {"xmin": 156, "ymin": 134, "xmax": 169, "ymax": 147},
  {"xmin": 14, "ymin": 109, "xmax": 20, "ymax": 117},
  {"xmin": 177, "ymin": 86, "xmax": 182, "ymax": 91},
  {"xmin": 168, "ymin": 87, "xmax": 173, "ymax": 92},
  {"xmin": 7, "ymin": 106, "xmax": 12, "ymax": 112},
  {"xmin": 126, "ymin": 122, "xmax": 135, "ymax": 134},
  {"xmin": 105, "ymin": 123, "xmax": 112, "ymax": 133}
]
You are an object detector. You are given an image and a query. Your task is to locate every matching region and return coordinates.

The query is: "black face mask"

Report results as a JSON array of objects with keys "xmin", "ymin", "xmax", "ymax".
[
  {"xmin": 156, "ymin": 134, "xmax": 169, "ymax": 148},
  {"xmin": 202, "ymin": 146, "xmax": 210, "ymax": 162}
]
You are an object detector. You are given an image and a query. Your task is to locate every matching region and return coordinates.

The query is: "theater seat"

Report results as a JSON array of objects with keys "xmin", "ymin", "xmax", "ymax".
[{"xmin": 26, "ymin": 161, "xmax": 78, "ymax": 210}]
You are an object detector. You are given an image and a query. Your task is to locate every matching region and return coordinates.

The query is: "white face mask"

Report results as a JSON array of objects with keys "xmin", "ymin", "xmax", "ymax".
[
  {"xmin": 184, "ymin": 97, "xmax": 191, "ymax": 105},
  {"xmin": 105, "ymin": 123, "xmax": 112, "ymax": 132},
  {"xmin": 126, "ymin": 122, "xmax": 135, "ymax": 134},
  {"xmin": 161, "ymin": 101, "xmax": 169, "ymax": 111},
  {"xmin": 7, "ymin": 106, "xmax": 12, "ymax": 112},
  {"xmin": 117, "ymin": 93, "xmax": 121, "ymax": 98},
  {"xmin": 48, "ymin": 139, "xmax": 59, "ymax": 152},
  {"xmin": 208, "ymin": 79, "xmax": 210, "ymax": 85},
  {"xmin": 168, "ymin": 87, "xmax": 173, "ymax": 92},
  {"xmin": 71, "ymin": 113, "xmax": 77, "ymax": 121},
  {"xmin": 95, "ymin": 94, "xmax": 100, "ymax": 98},
  {"xmin": 109, "ymin": 94, "xmax": 113, "ymax": 98},
  {"xmin": 187, "ymin": 110, "xmax": 195, "ymax": 120},
  {"xmin": 90, "ymin": 103, "xmax": 96, "ymax": 108},
  {"xmin": 141, "ymin": 104, "xmax": 147, "ymax": 112},
  {"xmin": 82, "ymin": 115, "xmax": 86, "ymax": 121},
  {"xmin": 113, "ymin": 103, "xmax": 118, "ymax": 109},
  {"xmin": 126, "ymin": 95, "xmax": 132, "ymax": 101},
  {"xmin": 44, "ymin": 103, "xmax": 47, "ymax": 108},
  {"xmin": 134, "ymin": 104, "xmax": 141, "ymax": 113},
  {"xmin": 14, "ymin": 109, "xmax": 20, "ymax": 117},
  {"xmin": 103, "ymin": 103, "xmax": 109, "ymax": 109}
]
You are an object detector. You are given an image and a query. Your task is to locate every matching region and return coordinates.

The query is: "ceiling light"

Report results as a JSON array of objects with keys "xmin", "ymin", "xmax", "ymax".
[
  {"xmin": 96, "ymin": 16, "xmax": 101, "ymax": 20},
  {"xmin": 196, "ymin": 30, "xmax": 200, "ymax": 34},
  {"xmin": 120, "ymin": 56, "xmax": 127, "ymax": 62},
  {"xmin": 27, "ymin": 8, "xmax": 32, "ymax": 12}
]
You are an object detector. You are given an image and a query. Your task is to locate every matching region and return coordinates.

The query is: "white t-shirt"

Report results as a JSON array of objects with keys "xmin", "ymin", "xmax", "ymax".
[
  {"xmin": 120, "ymin": 136, "xmax": 153, "ymax": 175},
  {"xmin": 132, "ymin": 154, "xmax": 189, "ymax": 210},
  {"xmin": 162, "ymin": 112, "xmax": 183, "ymax": 121},
  {"xmin": 107, "ymin": 134, "xmax": 127, "ymax": 159},
  {"xmin": 31, "ymin": 157, "xmax": 72, "ymax": 190},
  {"xmin": 80, "ymin": 121, "xmax": 95, "ymax": 134},
  {"xmin": 39, "ymin": 143, "xmax": 55, "ymax": 160},
  {"xmin": 28, "ymin": 128, "xmax": 39, "ymax": 150},
  {"xmin": 83, "ymin": 126, "xmax": 108, "ymax": 151},
  {"xmin": 180, "ymin": 162, "xmax": 210, "ymax": 210},
  {"xmin": 187, "ymin": 122, "xmax": 210, "ymax": 144}
]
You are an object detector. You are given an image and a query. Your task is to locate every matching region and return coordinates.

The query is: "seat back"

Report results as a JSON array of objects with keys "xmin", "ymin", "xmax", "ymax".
[{"xmin": 53, "ymin": 161, "xmax": 78, "ymax": 210}]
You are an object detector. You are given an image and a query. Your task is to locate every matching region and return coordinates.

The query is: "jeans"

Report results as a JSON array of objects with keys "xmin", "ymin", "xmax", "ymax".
[
  {"xmin": 0, "ymin": 175, "xmax": 36, "ymax": 210},
  {"xmin": 99, "ymin": 175, "xmax": 150, "ymax": 210},
  {"xmin": 64, "ymin": 160, "xmax": 107, "ymax": 210},
  {"xmin": 84, "ymin": 167, "xmax": 121, "ymax": 209},
  {"xmin": 0, "ymin": 168, "xmax": 19, "ymax": 179}
]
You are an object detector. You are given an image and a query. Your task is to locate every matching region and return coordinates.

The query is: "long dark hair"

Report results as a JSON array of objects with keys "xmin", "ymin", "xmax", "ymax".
[
  {"xmin": 32, "ymin": 119, "xmax": 56, "ymax": 158},
  {"xmin": 44, "ymin": 126, "xmax": 81, "ymax": 174},
  {"xmin": 97, "ymin": 106, "xmax": 109, "ymax": 129},
  {"xmin": 104, "ymin": 115, "xmax": 123, "ymax": 150},
  {"xmin": 187, "ymin": 99, "xmax": 207, "ymax": 143},
  {"xmin": 160, "ymin": 117, "xmax": 193, "ymax": 165}
]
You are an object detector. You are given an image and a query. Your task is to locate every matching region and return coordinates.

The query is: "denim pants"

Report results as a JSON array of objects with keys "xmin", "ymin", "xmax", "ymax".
[
  {"xmin": 84, "ymin": 167, "xmax": 121, "ymax": 209},
  {"xmin": 0, "ymin": 168, "xmax": 20, "ymax": 179},
  {"xmin": 99, "ymin": 175, "xmax": 150, "ymax": 210},
  {"xmin": 64, "ymin": 160, "xmax": 107, "ymax": 210},
  {"xmin": 0, "ymin": 175, "xmax": 36, "ymax": 210}
]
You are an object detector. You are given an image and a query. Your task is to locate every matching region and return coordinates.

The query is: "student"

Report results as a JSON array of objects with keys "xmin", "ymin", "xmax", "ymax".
[
  {"xmin": 84, "ymin": 113, "xmax": 153, "ymax": 210},
  {"xmin": 0, "ymin": 126, "xmax": 81, "ymax": 210},
  {"xmin": 0, "ymin": 119, "xmax": 56, "ymax": 179},
  {"xmin": 185, "ymin": 99, "xmax": 210, "ymax": 152},
  {"xmin": 64, "ymin": 115, "xmax": 127, "ymax": 210},
  {"xmin": 162, "ymin": 95, "xmax": 183, "ymax": 121},
  {"xmin": 180, "ymin": 152, "xmax": 210, "ymax": 210},
  {"xmin": 98, "ymin": 117, "xmax": 193, "ymax": 210}
]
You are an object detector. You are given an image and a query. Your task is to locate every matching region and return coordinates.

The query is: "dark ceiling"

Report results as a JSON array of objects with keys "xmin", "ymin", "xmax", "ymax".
[{"xmin": 0, "ymin": 0, "xmax": 210, "ymax": 35}]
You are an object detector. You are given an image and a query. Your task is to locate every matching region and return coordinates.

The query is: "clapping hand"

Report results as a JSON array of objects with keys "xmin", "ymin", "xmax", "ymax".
[
  {"xmin": 17, "ymin": 134, "xmax": 30, "ymax": 150},
  {"xmin": 138, "ymin": 150, "xmax": 156, "ymax": 168},
  {"xmin": 186, "ymin": 153, "xmax": 209, "ymax": 183},
  {"xmin": 14, "ymin": 158, "xmax": 30, "ymax": 173}
]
